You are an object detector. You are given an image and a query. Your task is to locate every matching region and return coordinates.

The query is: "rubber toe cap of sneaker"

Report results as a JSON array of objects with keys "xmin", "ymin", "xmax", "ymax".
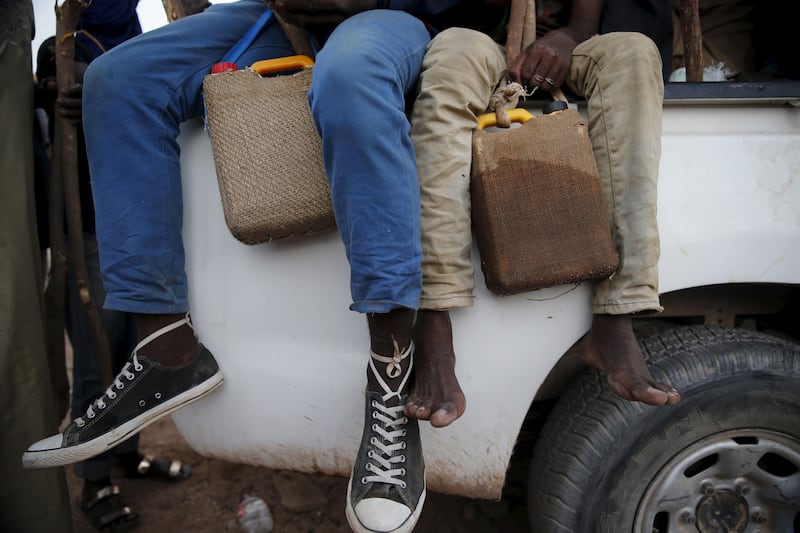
[
  {"xmin": 26, "ymin": 433, "xmax": 64, "ymax": 452},
  {"xmin": 353, "ymin": 498, "xmax": 411, "ymax": 532}
]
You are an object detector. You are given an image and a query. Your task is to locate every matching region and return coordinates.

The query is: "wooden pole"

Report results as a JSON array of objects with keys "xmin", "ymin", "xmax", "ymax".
[
  {"xmin": 679, "ymin": 0, "xmax": 704, "ymax": 82},
  {"xmin": 54, "ymin": 0, "xmax": 114, "ymax": 389},
  {"xmin": 505, "ymin": 0, "xmax": 526, "ymax": 67},
  {"xmin": 520, "ymin": 0, "xmax": 537, "ymax": 52},
  {"xmin": 161, "ymin": 0, "xmax": 187, "ymax": 22}
]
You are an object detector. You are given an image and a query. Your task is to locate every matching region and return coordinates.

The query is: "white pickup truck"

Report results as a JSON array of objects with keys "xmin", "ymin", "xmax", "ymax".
[{"xmin": 172, "ymin": 77, "xmax": 800, "ymax": 532}]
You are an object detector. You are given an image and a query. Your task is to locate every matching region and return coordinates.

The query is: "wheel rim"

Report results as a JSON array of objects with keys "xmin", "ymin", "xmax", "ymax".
[{"xmin": 634, "ymin": 429, "xmax": 800, "ymax": 532}]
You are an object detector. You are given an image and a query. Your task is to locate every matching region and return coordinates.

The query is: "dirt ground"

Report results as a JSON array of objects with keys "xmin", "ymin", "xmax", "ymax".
[{"xmin": 63, "ymin": 416, "xmax": 531, "ymax": 533}]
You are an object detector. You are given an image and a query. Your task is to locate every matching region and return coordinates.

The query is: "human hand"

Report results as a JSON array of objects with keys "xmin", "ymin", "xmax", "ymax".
[
  {"xmin": 508, "ymin": 29, "xmax": 576, "ymax": 91},
  {"xmin": 57, "ymin": 83, "xmax": 83, "ymax": 125},
  {"xmin": 269, "ymin": 0, "xmax": 376, "ymax": 27}
]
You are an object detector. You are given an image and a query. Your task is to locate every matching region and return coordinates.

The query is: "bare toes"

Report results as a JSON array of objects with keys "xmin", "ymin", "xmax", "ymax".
[
  {"xmin": 661, "ymin": 386, "xmax": 681, "ymax": 405},
  {"xmin": 429, "ymin": 393, "xmax": 466, "ymax": 428},
  {"xmin": 429, "ymin": 405, "xmax": 458, "ymax": 428},
  {"xmin": 405, "ymin": 398, "xmax": 432, "ymax": 420},
  {"xmin": 607, "ymin": 377, "xmax": 674, "ymax": 406}
]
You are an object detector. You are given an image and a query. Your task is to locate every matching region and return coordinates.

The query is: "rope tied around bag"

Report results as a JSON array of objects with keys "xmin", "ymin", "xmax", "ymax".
[{"xmin": 489, "ymin": 81, "xmax": 528, "ymax": 128}]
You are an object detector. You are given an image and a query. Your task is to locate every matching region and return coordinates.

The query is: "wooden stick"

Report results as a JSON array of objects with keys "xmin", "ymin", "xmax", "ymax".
[
  {"xmin": 520, "ymin": 0, "xmax": 537, "ymax": 53},
  {"xmin": 679, "ymin": 0, "xmax": 703, "ymax": 82},
  {"xmin": 161, "ymin": 0, "xmax": 187, "ymax": 22},
  {"xmin": 55, "ymin": 0, "xmax": 114, "ymax": 388},
  {"xmin": 506, "ymin": 0, "xmax": 526, "ymax": 66}
]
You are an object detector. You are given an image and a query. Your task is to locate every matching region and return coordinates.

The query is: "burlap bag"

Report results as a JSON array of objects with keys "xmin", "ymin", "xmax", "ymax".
[
  {"xmin": 203, "ymin": 59, "xmax": 335, "ymax": 244},
  {"xmin": 471, "ymin": 107, "xmax": 619, "ymax": 295}
]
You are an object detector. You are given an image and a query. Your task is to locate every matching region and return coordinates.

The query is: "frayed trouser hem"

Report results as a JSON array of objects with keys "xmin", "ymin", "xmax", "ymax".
[
  {"xmin": 419, "ymin": 295, "xmax": 474, "ymax": 311},
  {"xmin": 592, "ymin": 301, "xmax": 663, "ymax": 316}
]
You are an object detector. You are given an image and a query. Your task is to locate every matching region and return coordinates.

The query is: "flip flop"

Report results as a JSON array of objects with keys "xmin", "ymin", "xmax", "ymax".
[
  {"xmin": 81, "ymin": 484, "xmax": 139, "ymax": 531},
  {"xmin": 122, "ymin": 453, "xmax": 192, "ymax": 481}
]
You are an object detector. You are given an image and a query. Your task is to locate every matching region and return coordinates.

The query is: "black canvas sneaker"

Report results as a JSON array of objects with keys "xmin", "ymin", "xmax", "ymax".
[
  {"xmin": 22, "ymin": 315, "xmax": 223, "ymax": 469},
  {"xmin": 346, "ymin": 344, "xmax": 425, "ymax": 533}
]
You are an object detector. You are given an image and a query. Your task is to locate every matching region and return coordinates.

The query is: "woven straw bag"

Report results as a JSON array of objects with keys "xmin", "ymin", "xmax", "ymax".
[{"xmin": 203, "ymin": 55, "xmax": 335, "ymax": 244}]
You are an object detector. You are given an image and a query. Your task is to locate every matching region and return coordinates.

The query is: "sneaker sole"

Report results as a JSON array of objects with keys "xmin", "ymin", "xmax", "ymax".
[
  {"xmin": 22, "ymin": 372, "xmax": 223, "ymax": 469},
  {"xmin": 345, "ymin": 475, "xmax": 426, "ymax": 533}
]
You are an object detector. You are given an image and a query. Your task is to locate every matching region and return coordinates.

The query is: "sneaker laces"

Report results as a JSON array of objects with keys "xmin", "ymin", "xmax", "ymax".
[
  {"xmin": 75, "ymin": 313, "xmax": 193, "ymax": 428},
  {"xmin": 362, "ymin": 341, "xmax": 414, "ymax": 488}
]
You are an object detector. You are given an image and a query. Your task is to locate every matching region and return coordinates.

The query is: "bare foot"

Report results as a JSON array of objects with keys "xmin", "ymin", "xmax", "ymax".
[
  {"xmin": 405, "ymin": 310, "xmax": 466, "ymax": 428},
  {"xmin": 579, "ymin": 314, "xmax": 680, "ymax": 406}
]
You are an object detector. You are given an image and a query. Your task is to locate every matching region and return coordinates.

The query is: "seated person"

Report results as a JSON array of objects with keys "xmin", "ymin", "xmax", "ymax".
[
  {"xmin": 408, "ymin": 0, "xmax": 681, "ymax": 415},
  {"xmin": 24, "ymin": 2, "xmax": 490, "ymax": 531}
]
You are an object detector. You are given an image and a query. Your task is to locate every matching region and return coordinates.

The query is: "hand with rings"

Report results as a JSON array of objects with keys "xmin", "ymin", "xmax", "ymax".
[{"xmin": 528, "ymin": 74, "xmax": 555, "ymax": 87}]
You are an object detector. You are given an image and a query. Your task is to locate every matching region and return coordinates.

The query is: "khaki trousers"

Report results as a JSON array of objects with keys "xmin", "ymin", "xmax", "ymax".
[{"xmin": 412, "ymin": 29, "xmax": 664, "ymax": 315}]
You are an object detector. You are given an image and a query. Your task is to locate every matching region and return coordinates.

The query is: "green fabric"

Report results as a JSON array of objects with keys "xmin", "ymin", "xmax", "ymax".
[{"xmin": 0, "ymin": 2, "xmax": 74, "ymax": 531}]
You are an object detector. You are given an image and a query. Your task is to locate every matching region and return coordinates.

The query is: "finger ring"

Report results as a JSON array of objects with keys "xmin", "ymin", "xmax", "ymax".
[
  {"xmin": 533, "ymin": 74, "xmax": 545, "ymax": 82},
  {"xmin": 544, "ymin": 77, "xmax": 555, "ymax": 85}
]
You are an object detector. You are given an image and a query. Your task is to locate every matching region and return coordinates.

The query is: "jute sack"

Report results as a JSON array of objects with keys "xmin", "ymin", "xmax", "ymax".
[
  {"xmin": 470, "ymin": 106, "xmax": 619, "ymax": 295},
  {"xmin": 202, "ymin": 56, "xmax": 335, "ymax": 244}
]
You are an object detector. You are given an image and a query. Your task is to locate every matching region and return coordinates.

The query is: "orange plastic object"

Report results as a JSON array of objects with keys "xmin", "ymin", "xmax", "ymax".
[
  {"xmin": 475, "ymin": 108, "xmax": 533, "ymax": 130},
  {"xmin": 249, "ymin": 55, "xmax": 314, "ymax": 75}
]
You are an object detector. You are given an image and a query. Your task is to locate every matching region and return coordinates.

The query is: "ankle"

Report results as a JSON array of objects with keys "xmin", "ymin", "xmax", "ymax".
[
  {"xmin": 367, "ymin": 308, "xmax": 414, "ymax": 355},
  {"xmin": 134, "ymin": 313, "xmax": 198, "ymax": 367},
  {"xmin": 367, "ymin": 340, "xmax": 413, "ymax": 403}
]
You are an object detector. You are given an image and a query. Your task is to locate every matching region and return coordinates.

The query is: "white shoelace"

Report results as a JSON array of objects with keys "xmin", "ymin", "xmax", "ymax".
[
  {"xmin": 74, "ymin": 313, "xmax": 193, "ymax": 428},
  {"xmin": 362, "ymin": 400, "xmax": 408, "ymax": 487},
  {"xmin": 361, "ymin": 341, "xmax": 414, "ymax": 488}
]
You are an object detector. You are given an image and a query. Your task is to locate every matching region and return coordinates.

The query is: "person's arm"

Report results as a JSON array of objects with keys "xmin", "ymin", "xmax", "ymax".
[{"xmin": 508, "ymin": 0, "xmax": 603, "ymax": 89}]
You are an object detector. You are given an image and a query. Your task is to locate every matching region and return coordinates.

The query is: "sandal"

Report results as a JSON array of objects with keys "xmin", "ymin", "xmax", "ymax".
[
  {"xmin": 81, "ymin": 484, "xmax": 139, "ymax": 531},
  {"xmin": 122, "ymin": 453, "xmax": 192, "ymax": 481}
]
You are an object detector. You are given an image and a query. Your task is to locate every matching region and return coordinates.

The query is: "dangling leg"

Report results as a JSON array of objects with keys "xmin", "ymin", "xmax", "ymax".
[
  {"xmin": 309, "ymin": 10, "xmax": 431, "ymax": 533},
  {"xmin": 568, "ymin": 33, "xmax": 679, "ymax": 405},
  {"xmin": 407, "ymin": 28, "xmax": 506, "ymax": 425}
]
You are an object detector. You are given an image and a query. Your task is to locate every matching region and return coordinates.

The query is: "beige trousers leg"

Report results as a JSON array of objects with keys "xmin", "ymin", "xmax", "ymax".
[
  {"xmin": 412, "ymin": 28, "xmax": 506, "ymax": 310},
  {"xmin": 569, "ymin": 33, "xmax": 664, "ymax": 314},
  {"xmin": 413, "ymin": 29, "xmax": 663, "ymax": 315}
]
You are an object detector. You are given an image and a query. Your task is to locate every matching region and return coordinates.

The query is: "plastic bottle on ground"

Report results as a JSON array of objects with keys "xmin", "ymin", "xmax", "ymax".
[{"xmin": 236, "ymin": 495, "xmax": 273, "ymax": 533}]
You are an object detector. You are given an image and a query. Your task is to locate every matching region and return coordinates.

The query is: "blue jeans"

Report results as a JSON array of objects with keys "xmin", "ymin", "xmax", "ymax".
[{"xmin": 84, "ymin": 1, "xmax": 428, "ymax": 315}]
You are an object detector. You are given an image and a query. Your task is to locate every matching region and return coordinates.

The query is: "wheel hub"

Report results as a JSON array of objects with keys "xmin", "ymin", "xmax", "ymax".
[
  {"xmin": 634, "ymin": 429, "xmax": 800, "ymax": 532},
  {"xmin": 695, "ymin": 490, "xmax": 749, "ymax": 532}
]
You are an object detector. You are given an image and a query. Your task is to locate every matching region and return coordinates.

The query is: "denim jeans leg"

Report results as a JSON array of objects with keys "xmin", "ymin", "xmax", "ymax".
[
  {"xmin": 83, "ymin": 0, "xmax": 294, "ymax": 314},
  {"xmin": 309, "ymin": 10, "xmax": 430, "ymax": 314}
]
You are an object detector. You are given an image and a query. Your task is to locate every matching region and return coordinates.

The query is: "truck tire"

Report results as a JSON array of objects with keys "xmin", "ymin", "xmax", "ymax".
[{"xmin": 527, "ymin": 326, "xmax": 800, "ymax": 533}]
